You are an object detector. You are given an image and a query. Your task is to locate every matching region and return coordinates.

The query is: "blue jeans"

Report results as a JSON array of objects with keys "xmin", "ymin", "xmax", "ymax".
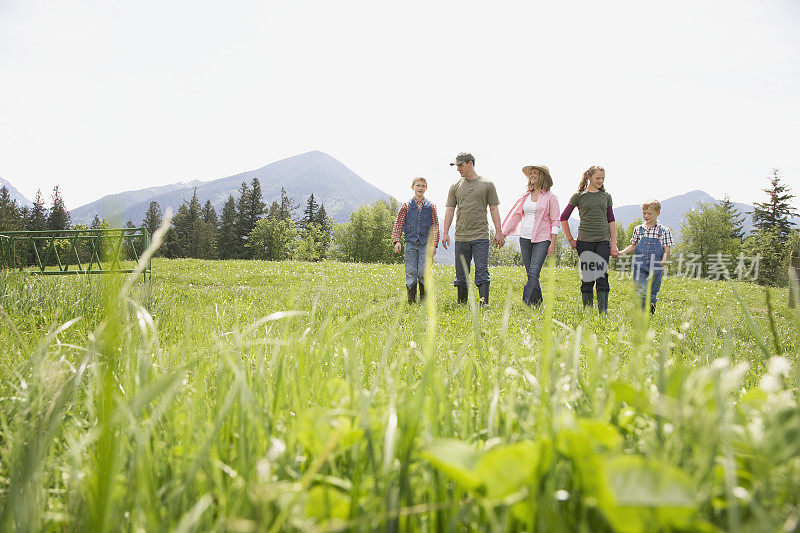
[
  {"xmin": 519, "ymin": 238, "xmax": 550, "ymax": 305},
  {"xmin": 633, "ymin": 233, "xmax": 665, "ymax": 307},
  {"xmin": 454, "ymin": 239, "xmax": 490, "ymax": 288},
  {"xmin": 634, "ymin": 268, "xmax": 663, "ymax": 306},
  {"xmin": 404, "ymin": 241, "xmax": 428, "ymax": 288},
  {"xmin": 576, "ymin": 240, "xmax": 611, "ymax": 294}
]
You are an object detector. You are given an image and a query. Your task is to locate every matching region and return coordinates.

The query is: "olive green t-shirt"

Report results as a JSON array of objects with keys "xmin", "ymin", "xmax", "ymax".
[
  {"xmin": 446, "ymin": 176, "xmax": 500, "ymax": 242},
  {"xmin": 568, "ymin": 190, "xmax": 613, "ymax": 242}
]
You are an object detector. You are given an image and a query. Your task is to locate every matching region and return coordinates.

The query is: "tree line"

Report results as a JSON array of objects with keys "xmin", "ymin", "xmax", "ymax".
[
  {"xmin": 1, "ymin": 171, "xmax": 796, "ymax": 285},
  {"xmin": 0, "ymin": 179, "xmax": 403, "ymax": 265}
]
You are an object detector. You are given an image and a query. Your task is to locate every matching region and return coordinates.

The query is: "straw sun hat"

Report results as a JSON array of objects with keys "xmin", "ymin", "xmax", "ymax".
[{"xmin": 522, "ymin": 165, "xmax": 551, "ymax": 180}]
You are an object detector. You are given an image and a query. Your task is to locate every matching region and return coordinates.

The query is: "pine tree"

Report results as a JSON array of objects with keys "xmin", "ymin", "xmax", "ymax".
[
  {"xmin": 302, "ymin": 194, "xmax": 319, "ymax": 230},
  {"xmin": 719, "ymin": 195, "xmax": 745, "ymax": 242},
  {"xmin": 751, "ymin": 169, "xmax": 798, "ymax": 242},
  {"xmin": 202, "ymin": 200, "xmax": 218, "ymax": 227},
  {"xmin": 218, "ymin": 195, "xmax": 238, "ymax": 259},
  {"xmin": 313, "ymin": 203, "xmax": 333, "ymax": 257},
  {"xmin": 247, "ymin": 178, "xmax": 265, "ymax": 228},
  {"xmin": 278, "ymin": 187, "xmax": 298, "ymax": 222},
  {"xmin": 142, "ymin": 201, "xmax": 163, "ymax": 237},
  {"xmin": 0, "ymin": 186, "xmax": 23, "ymax": 231},
  {"xmin": 200, "ymin": 199, "xmax": 220, "ymax": 259},
  {"xmin": 46, "ymin": 185, "xmax": 70, "ymax": 231},
  {"xmin": 28, "ymin": 189, "xmax": 48, "ymax": 231},
  {"xmin": 234, "ymin": 181, "xmax": 252, "ymax": 257},
  {"xmin": 172, "ymin": 189, "xmax": 203, "ymax": 257},
  {"xmin": 91, "ymin": 215, "xmax": 102, "ymax": 229}
]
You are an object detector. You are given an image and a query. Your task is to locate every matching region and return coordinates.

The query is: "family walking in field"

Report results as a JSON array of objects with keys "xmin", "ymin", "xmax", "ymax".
[{"xmin": 392, "ymin": 152, "xmax": 674, "ymax": 314}]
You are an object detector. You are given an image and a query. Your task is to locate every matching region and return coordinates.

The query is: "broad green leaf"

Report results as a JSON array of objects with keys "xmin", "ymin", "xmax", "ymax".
[
  {"xmin": 475, "ymin": 440, "xmax": 551, "ymax": 499},
  {"xmin": 420, "ymin": 439, "xmax": 482, "ymax": 489},
  {"xmin": 296, "ymin": 409, "xmax": 363, "ymax": 456},
  {"xmin": 578, "ymin": 420, "xmax": 622, "ymax": 451},
  {"xmin": 305, "ymin": 485, "xmax": 350, "ymax": 521},
  {"xmin": 600, "ymin": 457, "xmax": 699, "ymax": 533},
  {"xmin": 610, "ymin": 381, "xmax": 653, "ymax": 412},
  {"xmin": 556, "ymin": 429, "xmax": 615, "ymax": 511},
  {"xmin": 606, "ymin": 456, "xmax": 696, "ymax": 508}
]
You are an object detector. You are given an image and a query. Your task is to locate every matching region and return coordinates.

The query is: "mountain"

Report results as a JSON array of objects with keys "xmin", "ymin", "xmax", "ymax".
[
  {"xmin": 69, "ymin": 181, "xmax": 205, "ymax": 226},
  {"xmin": 0, "ymin": 177, "xmax": 31, "ymax": 206},
  {"xmin": 70, "ymin": 151, "xmax": 393, "ymax": 226}
]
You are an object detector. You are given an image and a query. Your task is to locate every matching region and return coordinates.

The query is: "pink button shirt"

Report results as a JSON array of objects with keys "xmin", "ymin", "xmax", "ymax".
[{"xmin": 501, "ymin": 189, "xmax": 561, "ymax": 243}]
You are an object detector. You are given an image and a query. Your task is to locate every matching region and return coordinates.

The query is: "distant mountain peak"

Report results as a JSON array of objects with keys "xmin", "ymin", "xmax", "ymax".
[
  {"xmin": 69, "ymin": 151, "xmax": 393, "ymax": 226},
  {"xmin": 0, "ymin": 176, "xmax": 31, "ymax": 206}
]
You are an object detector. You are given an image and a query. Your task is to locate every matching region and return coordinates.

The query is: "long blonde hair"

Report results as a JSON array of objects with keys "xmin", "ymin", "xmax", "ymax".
[{"xmin": 578, "ymin": 165, "xmax": 605, "ymax": 192}]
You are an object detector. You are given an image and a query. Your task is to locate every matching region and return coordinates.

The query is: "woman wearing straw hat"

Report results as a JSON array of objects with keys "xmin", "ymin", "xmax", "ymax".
[{"xmin": 500, "ymin": 165, "xmax": 561, "ymax": 306}]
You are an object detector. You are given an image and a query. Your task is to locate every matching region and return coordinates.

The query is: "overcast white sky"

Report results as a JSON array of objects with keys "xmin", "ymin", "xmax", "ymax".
[{"xmin": 1, "ymin": 0, "xmax": 799, "ymax": 213}]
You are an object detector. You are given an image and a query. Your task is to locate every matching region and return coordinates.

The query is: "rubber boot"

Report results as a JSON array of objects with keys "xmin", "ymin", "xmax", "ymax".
[
  {"xmin": 418, "ymin": 281, "xmax": 425, "ymax": 300},
  {"xmin": 650, "ymin": 302, "xmax": 656, "ymax": 315},
  {"xmin": 478, "ymin": 283, "xmax": 490, "ymax": 307},
  {"xmin": 581, "ymin": 292, "xmax": 594, "ymax": 309},
  {"xmin": 457, "ymin": 286, "xmax": 468, "ymax": 304},
  {"xmin": 407, "ymin": 283, "xmax": 417, "ymax": 304},
  {"xmin": 596, "ymin": 291, "xmax": 609, "ymax": 314}
]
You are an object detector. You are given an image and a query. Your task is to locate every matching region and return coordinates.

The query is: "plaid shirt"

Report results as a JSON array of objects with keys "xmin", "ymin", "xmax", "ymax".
[
  {"xmin": 392, "ymin": 198, "xmax": 440, "ymax": 247},
  {"xmin": 630, "ymin": 222, "xmax": 675, "ymax": 248}
]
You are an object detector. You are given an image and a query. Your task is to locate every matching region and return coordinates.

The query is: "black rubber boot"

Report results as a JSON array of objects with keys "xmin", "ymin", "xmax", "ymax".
[
  {"xmin": 457, "ymin": 286, "xmax": 468, "ymax": 304},
  {"xmin": 596, "ymin": 291, "xmax": 609, "ymax": 314},
  {"xmin": 581, "ymin": 292, "xmax": 594, "ymax": 309},
  {"xmin": 478, "ymin": 283, "xmax": 489, "ymax": 307},
  {"xmin": 650, "ymin": 302, "xmax": 656, "ymax": 315},
  {"xmin": 407, "ymin": 283, "xmax": 417, "ymax": 304},
  {"xmin": 418, "ymin": 281, "xmax": 425, "ymax": 300}
]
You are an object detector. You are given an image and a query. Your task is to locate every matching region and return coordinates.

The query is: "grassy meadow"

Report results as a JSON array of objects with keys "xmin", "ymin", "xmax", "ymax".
[{"xmin": 0, "ymin": 257, "xmax": 799, "ymax": 532}]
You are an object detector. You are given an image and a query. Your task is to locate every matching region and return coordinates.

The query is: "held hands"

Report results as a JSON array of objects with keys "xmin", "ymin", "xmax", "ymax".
[
  {"xmin": 611, "ymin": 244, "xmax": 620, "ymax": 258},
  {"xmin": 441, "ymin": 234, "xmax": 450, "ymax": 249},
  {"xmin": 492, "ymin": 233, "xmax": 505, "ymax": 248}
]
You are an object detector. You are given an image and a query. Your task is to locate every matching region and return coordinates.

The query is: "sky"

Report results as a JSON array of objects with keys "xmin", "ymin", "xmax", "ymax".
[{"xmin": 1, "ymin": 0, "xmax": 799, "ymax": 214}]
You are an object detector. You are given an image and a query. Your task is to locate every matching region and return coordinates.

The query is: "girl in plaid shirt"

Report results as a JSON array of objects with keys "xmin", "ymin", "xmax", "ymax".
[{"xmin": 619, "ymin": 199, "xmax": 675, "ymax": 314}]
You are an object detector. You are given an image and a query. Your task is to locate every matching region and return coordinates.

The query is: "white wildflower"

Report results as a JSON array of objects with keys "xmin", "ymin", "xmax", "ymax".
[{"xmin": 767, "ymin": 356, "xmax": 791, "ymax": 377}]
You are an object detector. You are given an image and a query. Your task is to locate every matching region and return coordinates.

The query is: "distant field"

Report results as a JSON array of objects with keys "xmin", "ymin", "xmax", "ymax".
[{"xmin": 0, "ymin": 259, "xmax": 798, "ymax": 531}]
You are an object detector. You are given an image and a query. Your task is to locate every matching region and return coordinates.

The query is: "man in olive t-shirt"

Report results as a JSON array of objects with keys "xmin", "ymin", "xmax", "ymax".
[{"xmin": 442, "ymin": 152, "xmax": 504, "ymax": 306}]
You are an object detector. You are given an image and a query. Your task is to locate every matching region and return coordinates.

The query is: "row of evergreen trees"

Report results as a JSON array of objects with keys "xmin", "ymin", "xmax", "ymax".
[
  {"xmin": 0, "ymin": 179, "xmax": 342, "ymax": 263},
  {"xmin": 140, "ymin": 179, "xmax": 334, "ymax": 261},
  {"xmin": 2, "ymin": 171, "xmax": 796, "ymax": 285},
  {"xmin": 0, "ymin": 186, "xmax": 72, "ymax": 233}
]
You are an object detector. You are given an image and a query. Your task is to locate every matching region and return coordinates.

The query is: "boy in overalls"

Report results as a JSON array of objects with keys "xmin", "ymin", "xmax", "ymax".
[{"xmin": 619, "ymin": 200, "xmax": 675, "ymax": 314}]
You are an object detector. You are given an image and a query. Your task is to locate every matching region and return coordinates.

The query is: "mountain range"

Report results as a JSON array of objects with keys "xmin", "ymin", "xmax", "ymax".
[
  {"xmin": 0, "ymin": 177, "xmax": 31, "ymax": 207},
  {"xmin": 68, "ymin": 151, "xmax": 392, "ymax": 226}
]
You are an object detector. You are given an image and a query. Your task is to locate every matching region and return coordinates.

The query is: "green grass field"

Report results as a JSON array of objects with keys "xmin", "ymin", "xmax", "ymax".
[{"xmin": 1, "ymin": 258, "xmax": 798, "ymax": 532}]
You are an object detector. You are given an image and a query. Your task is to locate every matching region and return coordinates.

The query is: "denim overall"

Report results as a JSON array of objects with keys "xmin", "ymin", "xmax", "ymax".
[{"xmin": 633, "ymin": 227, "xmax": 664, "ymax": 307}]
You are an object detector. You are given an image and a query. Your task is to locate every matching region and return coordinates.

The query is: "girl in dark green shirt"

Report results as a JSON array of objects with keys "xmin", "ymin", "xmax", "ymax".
[{"xmin": 560, "ymin": 166, "xmax": 618, "ymax": 313}]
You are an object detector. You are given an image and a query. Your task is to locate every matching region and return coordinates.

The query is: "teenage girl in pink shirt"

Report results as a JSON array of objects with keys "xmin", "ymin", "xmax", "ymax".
[{"xmin": 500, "ymin": 165, "xmax": 561, "ymax": 306}]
